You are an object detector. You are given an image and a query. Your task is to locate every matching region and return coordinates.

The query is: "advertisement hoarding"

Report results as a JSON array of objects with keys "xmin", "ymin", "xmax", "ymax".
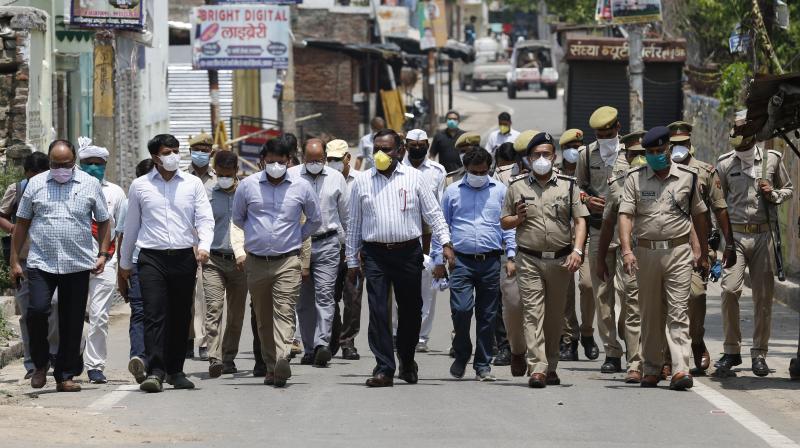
[{"xmin": 69, "ymin": 0, "xmax": 144, "ymax": 29}]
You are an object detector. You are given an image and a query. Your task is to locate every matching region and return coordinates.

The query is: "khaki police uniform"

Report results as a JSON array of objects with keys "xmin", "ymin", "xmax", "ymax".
[
  {"xmin": 716, "ymin": 146, "xmax": 793, "ymax": 358},
  {"xmin": 502, "ymin": 172, "xmax": 589, "ymax": 374},
  {"xmin": 603, "ymin": 170, "xmax": 642, "ymax": 372},
  {"xmin": 619, "ymin": 163, "xmax": 706, "ymax": 376},
  {"xmin": 577, "ymin": 142, "xmax": 628, "ymax": 359}
]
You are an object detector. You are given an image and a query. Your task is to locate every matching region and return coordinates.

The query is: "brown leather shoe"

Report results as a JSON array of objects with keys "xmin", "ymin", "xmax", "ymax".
[
  {"xmin": 545, "ymin": 371, "xmax": 560, "ymax": 386},
  {"xmin": 625, "ymin": 370, "xmax": 642, "ymax": 384},
  {"xmin": 701, "ymin": 350, "xmax": 710, "ymax": 370},
  {"xmin": 30, "ymin": 368, "xmax": 47, "ymax": 389},
  {"xmin": 669, "ymin": 371, "xmax": 693, "ymax": 391},
  {"xmin": 661, "ymin": 363, "xmax": 672, "ymax": 380},
  {"xmin": 263, "ymin": 373, "xmax": 275, "ymax": 385},
  {"xmin": 691, "ymin": 343, "xmax": 711, "ymax": 371},
  {"xmin": 528, "ymin": 373, "xmax": 546, "ymax": 388},
  {"xmin": 56, "ymin": 379, "xmax": 81, "ymax": 392},
  {"xmin": 366, "ymin": 373, "xmax": 394, "ymax": 388},
  {"xmin": 640, "ymin": 375, "xmax": 660, "ymax": 388},
  {"xmin": 510, "ymin": 354, "xmax": 526, "ymax": 377}
]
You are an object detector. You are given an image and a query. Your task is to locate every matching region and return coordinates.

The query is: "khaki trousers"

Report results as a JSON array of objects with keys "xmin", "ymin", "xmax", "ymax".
[
  {"xmin": 202, "ymin": 254, "xmax": 249, "ymax": 363},
  {"xmin": 563, "ymin": 257, "xmax": 595, "ymax": 342},
  {"xmin": 189, "ymin": 266, "xmax": 207, "ymax": 346},
  {"xmin": 589, "ymin": 232, "xmax": 624, "ymax": 358},
  {"xmin": 721, "ymin": 231, "xmax": 774, "ymax": 357},
  {"xmin": 635, "ymin": 243, "xmax": 693, "ymax": 376},
  {"xmin": 517, "ymin": 253, "xmax": 571, "ymax": 374},
  {"xmin": 500, "ymin": 255, "xmax": 525, "ymax": 356},
  {"xmin": 614, "ymin": 249, "xmax": 641, "ymax": 372},
  {"xmin": 245, "ymin": 254, "xmax": 302, "ymax": 373}
]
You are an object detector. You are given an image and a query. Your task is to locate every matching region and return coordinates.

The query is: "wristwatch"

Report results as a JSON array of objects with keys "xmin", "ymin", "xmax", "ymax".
[
  {"xmin": 443, "ymin": 242, "xmax": 454, "ymax": 250},
  {"xmin": 573, "ymin": 248, "xmax": 584, "ymax": 257},
  {"xmin": 98, "ymin": 251, "xmax": 111, "ymax": 259}
]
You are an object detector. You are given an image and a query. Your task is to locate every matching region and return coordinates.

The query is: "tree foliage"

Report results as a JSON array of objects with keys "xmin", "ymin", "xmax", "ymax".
[{"xmin": 502, "ymin": 0, "xmax": 596, "ymax": 24}]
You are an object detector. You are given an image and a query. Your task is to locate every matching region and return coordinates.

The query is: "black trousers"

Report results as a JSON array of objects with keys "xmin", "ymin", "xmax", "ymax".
[
  {"xmin": 138, "ymin": 248, "xmax": 197, "ymax": 379},
  {"xmin": 27, "ymin": 268, "xmax": 90, "ymax": 381},
  {"xmin": 332, "ymin": 252, "xmax": 364, "ymax": 353},
  {"xmin": 362, "ymin": 242, "xmax": 423, "ymax": 376}
]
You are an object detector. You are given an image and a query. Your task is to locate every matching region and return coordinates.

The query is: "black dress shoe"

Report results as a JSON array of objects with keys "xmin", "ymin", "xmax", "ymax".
[
  {"xmin": 752, "ymin": 357, "xmax": 770, "ymax": 377},
  {"xmin": 366, "ymin": 373, "xmax": 394, "ymax": 387},
  {"xmin": 494, "ymin": 347, "xmax": 511, "ymax": 366},
  {"xmin": 600, "ymin": 357, "xmax": 622, "ymax": 373},
  {"xmin": 300, "ymin": 353, "xmax": 314, "ymax": 365},
  {"xmin": 714, "ymin": 354, "xmax": 742, "ymax": 371},
  {"xmin": 450, "ymin": 359, "xmax": 467, "ymax": 379},
  {"xmin": 398, "ymin": 361, "xmax": 419, "ymax": 384},
  {"xmin": 560, "ymin": 339, "xmax": 578, "ymax": 361},
  {"xmin": 253, "ymin": 363, "xmax": 267, "ymax": 377},
  {"xmin": 199, "ymin": 346, "xmax": 209, "ymax": 361},
  {"xmin": 314, "ymin": 345, "xmax": 332, "ymax": 367},
  {"xmin": 341, "ymin": 346, "xmax": 360, "ymax": 360},
  {"xmin": 559, "ymin": 339, "xmax": 570, "ymax": 361},
  {"xmin": 581, "ymin": 336, "xmax": 600, "ymax": 360}
]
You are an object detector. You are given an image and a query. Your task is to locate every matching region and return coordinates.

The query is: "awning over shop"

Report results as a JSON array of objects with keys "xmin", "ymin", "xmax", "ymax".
[{"xmin": 299, "ymin": 39, "xmax": 403, "ymax": 60}]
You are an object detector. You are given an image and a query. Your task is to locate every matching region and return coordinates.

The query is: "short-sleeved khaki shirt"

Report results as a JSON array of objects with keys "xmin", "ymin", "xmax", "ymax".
[
  {"xmin": 619, "ymin": 163, "xmax": 707, "ymax": 240},
  {"xmin": 687, "ymin": 156, "xmax": 726, "ymax": 213},
  {"xmin": 502, "ymin": 173, "xmax": 589, "ymax": 251},
  {"xmin": 576, "ymin": 142, "xmax": 628, "ymax": 199},
  {"xmin": 602, "ymin": 172, "xmax": 627, "ymax": 247},
  {"xmin": 716, "ymin": 146, "xmax": 794, "ymax": 225}
]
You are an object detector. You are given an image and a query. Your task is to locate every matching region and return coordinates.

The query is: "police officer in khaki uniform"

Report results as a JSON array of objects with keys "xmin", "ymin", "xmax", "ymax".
[
  {"xmin": 618, "ymin": 126, "xmax": 709, "ymax": 391},
  {"xmin": 501, "ymin": 132, "xmax": 589, "ymax": 388},
  {"xmin": 577, "ymin": 106, "xmax": 629, "ymax": 373},
  {"xmin": 596, "ymin": 130, "xmax": 646, "ymax": 383},
  {"xmin": 715, "ymin": 132, "xmax": 793, "ymax": 376},
  {"xmin": 443, "ymin": 132, "xmax": 482, "ymax": 188},
  {"xmin": 668, "ymin": 121, "xmax": 735, "ymax": 375},
  {"xmin": 558, "ymin": 129, "xmax": 598, "ymax": 361}
]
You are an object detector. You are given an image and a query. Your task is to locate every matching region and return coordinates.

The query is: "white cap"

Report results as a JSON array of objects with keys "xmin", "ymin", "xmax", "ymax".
[
  {"xmin": 406, "ymin": 129, "xmax": 428, "ymax": 142},
  {"xmin": 77, "ymin": 136, "xmax": 109, "ymax": 160}
]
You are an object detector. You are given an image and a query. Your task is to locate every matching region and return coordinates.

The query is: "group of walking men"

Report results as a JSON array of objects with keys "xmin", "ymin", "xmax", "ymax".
[{"xmin": 5, "ymin": 103, "xmax": 790, "ymax": 392}]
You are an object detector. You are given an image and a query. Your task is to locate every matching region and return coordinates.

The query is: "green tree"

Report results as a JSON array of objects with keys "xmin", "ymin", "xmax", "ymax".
[{"xmin": 502, "ymin": 0, "xmax": 596, "ymax": 24}]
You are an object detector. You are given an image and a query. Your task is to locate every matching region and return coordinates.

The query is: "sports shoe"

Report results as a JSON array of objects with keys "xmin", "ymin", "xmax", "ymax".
[
  {"xmin": 87, "ymin": 369, "xmax": 107, "ymax": 384},
  {"xmin": 128, "ymin": 357, "xmax": 146, "ymax": 384}
]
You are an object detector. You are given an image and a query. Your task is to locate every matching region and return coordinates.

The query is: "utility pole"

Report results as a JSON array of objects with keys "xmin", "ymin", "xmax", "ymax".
[
  {"xmin": 627, "ymin": 25, "xmax": 644, "ymax": 131},
  {"xmin": 206, "ymin": 0, "xmax": 220, "ymax": 138}
]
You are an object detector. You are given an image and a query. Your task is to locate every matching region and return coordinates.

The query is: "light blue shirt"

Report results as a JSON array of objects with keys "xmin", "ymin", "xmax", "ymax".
[
  {"xmin": 17, "ymin": 169, "xmax": 110, "ymax": 274},
  {"xmin": 232, "ymin": 171, "xmax": 321, "ymax": 257},
  {"xmin": 209, "ymin": 182, "xmax": 236, "ymax": 253},
  {"xmin": 431, "ymin": 177, "xmax": 516, "ymax": 265}
]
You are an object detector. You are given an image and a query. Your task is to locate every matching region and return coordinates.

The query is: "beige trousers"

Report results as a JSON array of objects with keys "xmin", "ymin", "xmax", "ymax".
[
  {"xmin": 500, "ymin": 255, "xmax": 525, "ymax": 356},
  {"xmin": 189, "ymin": 266, "xmax": 207, "ymax": 346},
  {"xmin": 635, "ymin": 243, "xmax": 693, "ymax": 376},
  {"xmin": 721, "ymin": 231, "xmax": 774, "ymax": 357},
  {"xmin": 563, "ymin": 257, "xmax": 595, "ymax": 342},
  {"xmin": 246, "ymin": 255, "xmax": 302, "ymax": 373},
  {"xmin": 589, "ymin": 232, "xmax": 624, "ymax": 358},
  {"xmin": 614, "ymin": 249, "xmax": 641, "ymax": 372},
  {"xmin": 202, "ymin": 254, "xmax": 249, "ymax": 363},
  {"xmin": 517, "ymin": 253, "xmax": 571, "ymax": 374}
]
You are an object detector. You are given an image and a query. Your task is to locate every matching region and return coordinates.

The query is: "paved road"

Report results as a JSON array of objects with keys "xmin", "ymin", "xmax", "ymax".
[{"xmin": 1, "ymin": 91, "xmax": 799, "ymax": 447}]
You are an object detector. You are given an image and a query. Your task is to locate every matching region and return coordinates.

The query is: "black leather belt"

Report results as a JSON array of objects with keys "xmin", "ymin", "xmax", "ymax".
[
  {"xmin": 247, "ymin": 249, "xmax": 300, "ymax": 262},
  {"xmin": 455, "ymin": 250, "xmax": 503, "ymax": 261},
  {"xmin": 140, "ymin": 248, "xmax": 194, "ymax": 256},
  {"xmin": 363, "ymin": 239, "xmax": 419, "ymax": 250},
  {"xmin": 211, "ymin": 250, "xmax": 236, "ymax": 261},
  {"xmin": 517, "ymin": 245, "xmax": 572, "ymax": 260},
  {"xmin": 311, "ymin": 229, "xmax": 338, "ymax": 242}
]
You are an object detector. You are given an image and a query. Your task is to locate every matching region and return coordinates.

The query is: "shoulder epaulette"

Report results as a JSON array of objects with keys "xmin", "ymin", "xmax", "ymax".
[
  {"xmin": 768, "ymin": 149, "xmax": 783, "ymax": 158},
  {"xmin": 608, "ymin": 173, "xmax": 626, "ymax": 185},
  {"xmin": 445, "ymin": 168, "xmax": 463, "ymax": 178},
  {"xmin": 717, "ymin": 151, "xmax": 735, "ymax": 162},
  {"xmin": 556, "ymin": 173, "xmax": 576, "ymax": 182},
  {"xmin": 677, "ymin": 164, "xmax": 699, "ymax": 177},
  {"xmin": 626, "ymin": 165, "xmax": 646, "ymax": 176},
  {"xmin": 509, "ymin": 174, "xmax": 528, "ymax": 185}
]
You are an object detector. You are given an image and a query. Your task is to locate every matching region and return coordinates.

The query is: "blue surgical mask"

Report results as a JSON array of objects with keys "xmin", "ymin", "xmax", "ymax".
[
  {"xmin": 191, "ymin": 151, "xmax": 211, "ymax": 167},
  {"xmin": 645, "ymin": 152, "xmax": 670, "ymax": 171},
  {"xmin": 446, "ymin": 119, "xmax": 459, "ymax": 129},
  {"xmin": 81, "ymin": 163, "xmax": 106, "ymax": 181}
]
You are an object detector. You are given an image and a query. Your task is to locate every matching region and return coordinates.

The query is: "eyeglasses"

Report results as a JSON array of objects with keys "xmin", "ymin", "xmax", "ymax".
[
  {"xmin": 50, "ymin": 161, "xmax": 76, "ymax": 169},
  {"xmin": 373, "ymin": 146, "xmax": 396, "ymax": 153}
]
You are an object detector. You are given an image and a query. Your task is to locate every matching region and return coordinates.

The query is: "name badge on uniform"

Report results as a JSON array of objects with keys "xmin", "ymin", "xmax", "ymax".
[
  {"xmin": 730, "ymin": 172, "xmax": 741, "ymax": 177},
  {"xmin": 590, "ymin": 166, "xmax": 601, "ymax": 170},
  {"xmin": 641, "ymin": 191, "xmax": 656, "ymax": 198}
]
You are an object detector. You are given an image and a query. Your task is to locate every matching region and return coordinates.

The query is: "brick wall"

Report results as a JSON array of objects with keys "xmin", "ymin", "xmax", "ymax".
[{"xmin": 294, "ymin": 9, "xmax": 370, "ymax": 43}]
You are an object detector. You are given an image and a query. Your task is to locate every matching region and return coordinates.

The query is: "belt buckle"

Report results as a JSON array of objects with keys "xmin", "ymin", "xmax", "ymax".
[
  {"xmin": 747, "ymin": 224, "xmax": 758, "ymax": 233},
  {"xmin": 385, "ymin": 242, "xmax": 396, "ymax": 250},
  {"xmin": 542, "ymin": 251, "xmax": 555, "ymax": 259},
  {"xmin": 653, "ymin": 241, "xmax": 670, "ymax": 250},
  {"xmin": 475, "ymin": 253, "xmax": 486, "ymax": 261}
]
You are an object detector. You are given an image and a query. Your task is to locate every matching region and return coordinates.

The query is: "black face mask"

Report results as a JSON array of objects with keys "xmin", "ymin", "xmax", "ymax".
[{"xmin": 407, "ymin": 146, "xmax": 428, "ymax": 160}]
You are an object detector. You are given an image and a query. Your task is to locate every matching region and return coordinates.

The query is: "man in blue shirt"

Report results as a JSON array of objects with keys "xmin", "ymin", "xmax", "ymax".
[{"xmin": 433, "ymin": 148, "xmax": 516, "ymax": 381}]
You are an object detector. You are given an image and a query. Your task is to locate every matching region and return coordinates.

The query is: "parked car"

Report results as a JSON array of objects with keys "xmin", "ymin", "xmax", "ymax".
[
  {"xmin": 459, "ymin": 54, "xmax": 511, "ymax": 92},
  {"xmin": 506, "ymin": 40, "xmax": 558, "ymax": 99}
]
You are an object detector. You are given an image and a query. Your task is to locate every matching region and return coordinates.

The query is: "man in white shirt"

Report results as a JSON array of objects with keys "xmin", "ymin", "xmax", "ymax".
[
  {"xmin": 485, "ymin": 112, "xmax": 520, "ymax": 157},
  {"xmin": 119, "ymin": 134, "xmax": 215, "ymax": 393},
  {"xmin": 291, "ymin": 138, "xmax": 349, "ymax": 367},
  {"xmin": 357, "ymin": 117, "xmax": 385, "ymax": 171},
  {"xmin": 76, "ymin": 137, "xmax": 127, "ymax": 385}
]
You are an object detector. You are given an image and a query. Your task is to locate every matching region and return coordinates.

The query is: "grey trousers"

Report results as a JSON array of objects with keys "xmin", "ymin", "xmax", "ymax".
[
  {"xmin": 16, "ymin": 260, "xmax": 59, "ymax": 371},
  {"xmin": 297, "ymin": 236, "xmax": 341, "ymax": 354}
]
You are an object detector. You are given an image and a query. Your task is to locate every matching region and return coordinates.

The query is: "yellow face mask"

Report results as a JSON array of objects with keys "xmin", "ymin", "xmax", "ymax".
[
  {"xmin": 499, "ymin": 125, "xmax": 511, "ymax": 135},
  {"xmin": 374, "ymin": 150, "xmax": 393, "ymax": 171},
  {"xmin": 630, "ymin": 155, "xmax": 647, "ymax": 167}
]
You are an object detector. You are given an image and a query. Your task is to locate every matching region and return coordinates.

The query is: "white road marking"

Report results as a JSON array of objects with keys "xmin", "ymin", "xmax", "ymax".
[
  {"xmin": 692, "ymin": 381, "xmax": 799, "ymax": 448},
  {"xmin": 87, "ymin": 384, "xmax": 139, "ymax": 411}
]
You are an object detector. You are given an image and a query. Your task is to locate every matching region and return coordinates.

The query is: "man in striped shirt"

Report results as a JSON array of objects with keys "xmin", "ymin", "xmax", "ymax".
[{"xmin": 346, "ymin": 129, "xmax": 454, "ymax": 388}]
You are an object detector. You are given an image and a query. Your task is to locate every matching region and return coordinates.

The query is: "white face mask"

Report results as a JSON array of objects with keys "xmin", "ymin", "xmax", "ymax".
[
  {"xmin": 597, "ymin": 137, "xmax": 618, "ymax": 164},
  {"xmin": 159, "ymin": 153, "xmax": 181, "ymax": 172},
  {"xmin": 736, "ymin": 146, "xmax": 756, "ymax": 165},
  {"xmin": 265, "ymin": 162, "xmax": 287, "ymax": 179},
  {"xmin": 465, "ymin": 173, "xmax": 489, "ymax": 188},
  {"xmin": 532, "ymin": 157, "xmax": 553, "ymax": 176},
  {"xmin": 305, "ymin": 161, "xmax": 324, "ymax": 175},
  {"xmin": 671, "ymin": 145, "xmax": 690, "ymax": 162},
  {"xmin": 328, "ymin": 160, "xmax": 344, "ymax": 173},
  {"xmin": 563, "ymin": 148, "xmax": 579, "ymax": 164},
  {"xmin": 217, "ymin": 177, "xmax": 235, "ymax": 190}
]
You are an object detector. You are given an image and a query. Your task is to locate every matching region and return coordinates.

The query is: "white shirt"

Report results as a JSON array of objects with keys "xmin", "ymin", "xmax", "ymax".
[
  {"xmin": 94, "ymin": 180, "xmax": 126, "ymax": 255},
  {"xmin": 486, "ymin": 128, "xmax": 520, "ymax": 156},
  {"xmin": 345, "ymin": 163, "xmax": 451, "ymax": 268},
  {"xmin": 358, "ymin": 133, "xmax": 375, "ymax": 169},
  {"xmin": 119, "ymin": 169, "xmax": 214, "ymax": 270},
  {"xmin": 402, "ymin": 156, "xmax": 446, "ymax": 201},
  {"xmin": 288, "ymin": 164, "xmax": 350, "ymax": 241}
]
